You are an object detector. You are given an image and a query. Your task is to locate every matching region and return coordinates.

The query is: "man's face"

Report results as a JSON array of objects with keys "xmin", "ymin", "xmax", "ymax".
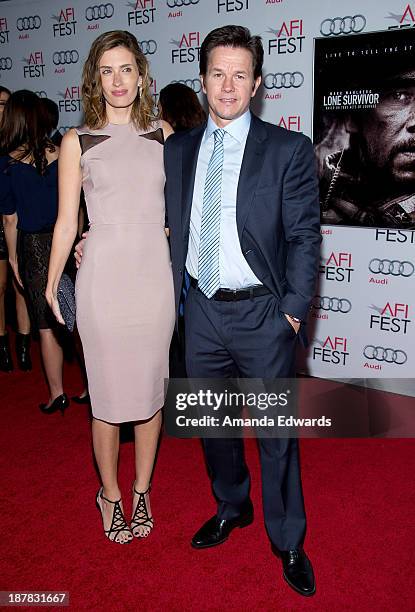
[
  {"xmin": 356, "ymin": 75, "xmax": 415, "ymax": 184},
  {"xmin": 0, "ymin": 91, "xmax": 10, "ymax": 120},
  {"xmin": 201, "ymin": 45, "xmax": 261, "ymax": 127}
]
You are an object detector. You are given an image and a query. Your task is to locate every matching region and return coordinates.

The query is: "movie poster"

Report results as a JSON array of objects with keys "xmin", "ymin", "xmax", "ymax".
[{"xmin": 313, "ymin": 28, "xmax": 415, "ymax": 229}]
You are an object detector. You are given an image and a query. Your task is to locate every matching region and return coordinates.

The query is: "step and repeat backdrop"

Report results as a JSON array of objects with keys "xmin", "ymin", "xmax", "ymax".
[{"xmin": 0, "ymin": 0, "xmax": 414, "ymax": 391}]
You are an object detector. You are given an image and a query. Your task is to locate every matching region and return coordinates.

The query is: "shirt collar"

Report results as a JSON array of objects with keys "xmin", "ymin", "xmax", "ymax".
[{"xmin": 204, "ymin": 110, "xmax": 251, "ymax": 144}]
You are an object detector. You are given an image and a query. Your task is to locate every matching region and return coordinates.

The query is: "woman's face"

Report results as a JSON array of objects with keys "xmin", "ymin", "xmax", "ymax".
[{"xmin": 99, "ymin": 46, "xmax": 142, "ymax": 110}]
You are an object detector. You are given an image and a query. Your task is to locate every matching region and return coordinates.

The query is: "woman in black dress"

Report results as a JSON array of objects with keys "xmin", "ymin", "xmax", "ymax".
[
  {"xmin": 0, "ymin": 85, "xmax": 32, "ymax": 372},
  {"xmin": 0, "ymin": 90, "xmax": 68, "ymax": 412}
]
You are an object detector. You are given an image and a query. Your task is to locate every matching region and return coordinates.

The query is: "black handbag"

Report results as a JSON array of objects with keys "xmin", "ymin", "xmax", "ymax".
[{"xmin": 57, "ymin": 273, "xmax": 76, "ymax": 332}]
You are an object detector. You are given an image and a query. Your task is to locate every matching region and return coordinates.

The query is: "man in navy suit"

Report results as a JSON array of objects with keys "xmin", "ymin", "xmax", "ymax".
[{"xmin": 164, "ymin": 25, "xmax": 321, "ymax": 597}]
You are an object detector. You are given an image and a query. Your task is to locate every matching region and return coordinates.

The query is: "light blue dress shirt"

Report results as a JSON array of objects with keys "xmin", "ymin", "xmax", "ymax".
[{"xmin": 186, "ymin": 110, "xmax": 262, "ymax": 289}]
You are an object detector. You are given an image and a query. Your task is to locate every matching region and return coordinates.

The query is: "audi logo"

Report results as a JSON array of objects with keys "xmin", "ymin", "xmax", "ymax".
[
  {"xmin": 0, "ymin": 57, "xmax": 12, "ymax": 70},
  {"xmin": 171, "ymin": 78, "xmax": 201, "ymax": 93},
  {"xmin": 53, "ymin": 50, "xmax": 79, "ymax": 66},
  {"xmin": 263, "ymin": 72, "xmax": 304, "ymax": 90},
  {"xmin": 363, "ymin": 345, "xmax": 407, "ymax": 365},
  {"xmin": 312, "ymin": 296, "xmax": 352, "ymax": 313},
  {"xmin": 16, "ymin": 15, "xmax": 41, "ymax": 31},
  {"xmin": 58, "ymin": 126, "xmax": 72, "ymax": 134},
  {"xmin": 35, "ymin": 91, "xmax": 48, "ymax": 98},
  {"xmin": 138, "ymin": 40, "xmax": 157, "ymax": 56},
  {"xmin": 320, "ymin": 15, "xmax": 366, "ymax": 37},
  {"xmin": 85, "ymin": 4, "xmax": 114, "ymax": 21},
  {"xmin": 368, "ymin": 259, "xmax": 414, "ymax": 277},
  {"xmin": 167, "ymin": 0, "xmax": 200, "ymax": 7}
]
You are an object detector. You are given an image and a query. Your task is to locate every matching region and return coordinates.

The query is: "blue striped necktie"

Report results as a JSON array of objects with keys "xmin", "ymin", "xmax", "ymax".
[{"xmin": 197, "ymin": 128, "xmax": 226, "ymax": 298}]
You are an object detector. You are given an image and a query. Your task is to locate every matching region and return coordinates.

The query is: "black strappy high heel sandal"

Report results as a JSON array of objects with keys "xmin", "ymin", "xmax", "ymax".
[
  {"xmin": 131, "ymin": 483, "xmax": 154, "ymax": 538},
  {"xmin": 96, "ymin": 487, "xmax": 133, "ymax": 544}
]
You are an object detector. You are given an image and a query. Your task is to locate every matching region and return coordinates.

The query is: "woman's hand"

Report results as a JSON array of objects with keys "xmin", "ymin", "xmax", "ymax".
[
  {"xmin": 74, "ymin": 232, "xmax": 88, "ymax": 268},
  {"xmin": 45, "ymin": 287, "xmax": 65, "ymax": 325}
]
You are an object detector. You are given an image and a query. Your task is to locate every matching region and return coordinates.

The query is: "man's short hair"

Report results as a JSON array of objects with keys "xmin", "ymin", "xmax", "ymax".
[{"xmin": 199, "ymin": 25, "xmax": 263, "ymax": 80}]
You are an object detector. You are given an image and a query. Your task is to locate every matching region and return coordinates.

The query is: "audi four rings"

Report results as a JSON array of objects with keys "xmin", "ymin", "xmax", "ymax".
[
  {"xmin": 0, "ymin": 57, "xmax": 12, "ymax": 70},
  {"xmin": 172, "ymin": 79, "xmax": 202, "ymax": 93},
  {"xmin": 167, "ymin": 0, "xmax": 200, "ymax": 7},
  {"xmin": 363, "ymin": 346, "xmax": 407, "ymax": 365},
  {"xmin": 139, "ymin": 40, "xmax": 157, "ymax": 55},
  {"xmin": 35, "ymin": 91, "xmax": 47, "ymax": 98},
  {"xmin": 53, "ymin": 50, "xmax": 79, "ymax": 65},
  {"xmin": 16, "ymin": 15, "xmax": 41, "ymax": 31},
  {"xmin": 263, "ymin": 72, "xmax": 304, "ymax": 90},
  {"xmin": 369, "ymin": 259, "xmax": 414, "ymax": 277},
  {"xmin": 312, "ymin": 296, "xmax": 352, "ymax": 313},
  {"xmin": 85, "ymin": 4, "xmax": 114, "ymax": 21},
  {"xmin": 320, "ymin": 15, "xmax": 366, "ymax": 36}
]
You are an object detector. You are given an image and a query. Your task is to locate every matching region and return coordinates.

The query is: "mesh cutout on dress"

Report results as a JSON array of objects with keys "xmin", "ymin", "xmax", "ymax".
[
  {"xmin": 139, "ymin": 127, "xmax": 164, "ymax": 145},
  {"xmin": 78, "ymin": 134, "xmax": 111, "ymax": 155}
]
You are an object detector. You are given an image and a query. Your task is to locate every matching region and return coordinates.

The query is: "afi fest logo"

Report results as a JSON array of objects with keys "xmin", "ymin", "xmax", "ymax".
[
  {"xmin": 171, "ymin": 32, "xmax": 200, "ymax": 63},
  {"xmin": 277, "ymin": 115, "xmax": 301, "ymax": 131},
  {"xmin": 52, "ymin": 7, "xmax": 76, "ymax": 37},
  {"xmin": 127, "ymin": 1, "xmax": 156, "ymax": 26},
  {"xmin": 319, "ymin": 252, "xmax": 354, "ymax": 283},
  {"xmin": 386, "ymin": 4, "xmax": 415, "ymax": 29},
  {"xmin": 58, "ymin": 85, "xmax": 81, "ymax": 112},
  {"xmin": 217, "ymin": 0, "xmax": 249, "ymax": 13},
  {"xmin": 23, "ymin": 52, "xmax": 45, "ymax": 78},
  {"xmin": 312, "ymin": 336, "xmax": 350, "ymax": 366},
  {"xmin": 369, "ymin": 302, "xmax": 411, "ymax": 335},
  {"xmin": 0, "ymin": 17, "xmax": 9, "ymax": 45},
  {"xmin": 375, "ymin": 229, "xmax": 415, "ymax": 244},
  {"xmin": 267, "ymin": 18, "xmax": 305, "ymax": 55}
]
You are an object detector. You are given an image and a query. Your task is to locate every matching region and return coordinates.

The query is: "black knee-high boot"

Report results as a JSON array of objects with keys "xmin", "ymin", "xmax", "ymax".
[
  {"xmin": 0, "ymin": 333, "xmax": 13, "ymax": 372},
  {"xmin": 16, "ymin": 332, "xmax": 31, "ymax": 371}
]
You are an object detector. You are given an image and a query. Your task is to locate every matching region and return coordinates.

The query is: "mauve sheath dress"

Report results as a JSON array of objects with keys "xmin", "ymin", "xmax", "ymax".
[{"xmin": 75, "ymin": 121, "xmax": 175, "ymax": 423}]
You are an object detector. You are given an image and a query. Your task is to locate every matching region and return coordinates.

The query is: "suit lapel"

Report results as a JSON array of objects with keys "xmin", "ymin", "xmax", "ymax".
[
  {"xmin": 181, "ymin": 123, "xmax": 205, "ymax": 240},
  {"xmin": 236, "ymin": 115, "xmax": 268, "ymax": 240}
]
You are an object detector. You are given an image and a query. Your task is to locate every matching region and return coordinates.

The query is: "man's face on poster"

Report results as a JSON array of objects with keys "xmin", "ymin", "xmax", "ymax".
[{"xmin": 353, "ymin": 72, "xmax": 415, "ymax": 186}]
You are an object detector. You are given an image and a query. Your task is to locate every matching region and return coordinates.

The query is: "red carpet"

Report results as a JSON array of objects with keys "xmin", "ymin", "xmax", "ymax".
[{"xmin": 1, "ymin": 338, "xmax": 414, "ymax": 610}]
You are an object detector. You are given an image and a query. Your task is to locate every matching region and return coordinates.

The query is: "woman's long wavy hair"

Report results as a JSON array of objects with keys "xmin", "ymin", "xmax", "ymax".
[
  {"xmin": 0, "ymin": 89, "xmax": 53, "ymax": 175},
  {"xmin": 82, "ymin": 30, "xmax": 154, "ymax": 131}
]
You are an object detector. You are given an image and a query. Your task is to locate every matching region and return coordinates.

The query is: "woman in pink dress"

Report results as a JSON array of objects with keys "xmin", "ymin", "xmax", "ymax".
[{"xmin": 46, "ymin": 31, "xmax": 175, "ymax": 544}]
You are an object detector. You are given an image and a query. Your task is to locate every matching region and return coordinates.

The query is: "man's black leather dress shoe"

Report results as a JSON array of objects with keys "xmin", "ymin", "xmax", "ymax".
[
  {"xmin": 280, "ymin": 549, "xmax": 315, "ymax": 596},
  {"xmin": 191, "ymin": 501, "xmax": 253, "ymax": 549}
]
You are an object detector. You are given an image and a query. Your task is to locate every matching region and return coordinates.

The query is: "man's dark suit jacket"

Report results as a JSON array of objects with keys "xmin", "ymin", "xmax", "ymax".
[{"xmin": 164, "ymin": 113, "xmax": 321, "ymax": 343}]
